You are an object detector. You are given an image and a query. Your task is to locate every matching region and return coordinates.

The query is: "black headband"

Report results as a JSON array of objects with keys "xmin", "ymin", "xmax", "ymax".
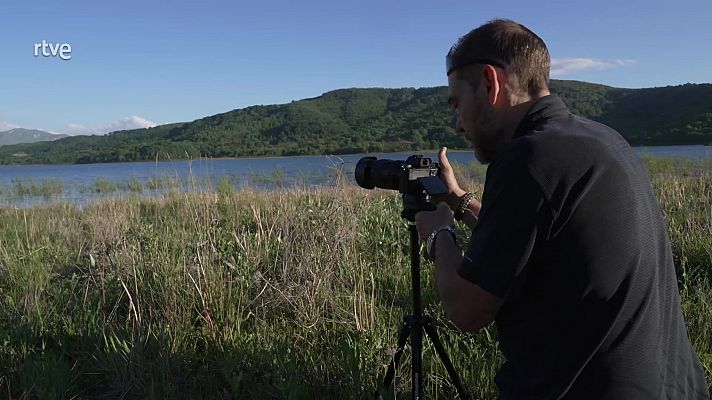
[{"xmin": 446, "ymin": 55, "xmax": 508, "ymax": 75}]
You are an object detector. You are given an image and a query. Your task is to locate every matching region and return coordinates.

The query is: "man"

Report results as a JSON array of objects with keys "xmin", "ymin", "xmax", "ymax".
[{"xmin": 415, "ymin": 19, "xmax": 709, "ymax": 399}]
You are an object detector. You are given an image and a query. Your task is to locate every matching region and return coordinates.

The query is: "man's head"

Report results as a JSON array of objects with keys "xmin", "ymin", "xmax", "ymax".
[{"xmin": 446, "ymin": 19, "xmax": 550, "ymax": 163}]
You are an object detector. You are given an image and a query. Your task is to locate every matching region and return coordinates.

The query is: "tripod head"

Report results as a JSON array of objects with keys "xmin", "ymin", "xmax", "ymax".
[
  {"xmin": 401, "ymin": 193, "xmax": 437, "ymax": 222},
  {"xmin": 400, "ymin": 173, "xmax": 449, "ymax": 222}
]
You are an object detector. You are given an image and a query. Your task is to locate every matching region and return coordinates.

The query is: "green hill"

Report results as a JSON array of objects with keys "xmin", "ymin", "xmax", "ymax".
[{"xmin": 1, "ymin": 80, "xmax": 711, "ymax": 165}]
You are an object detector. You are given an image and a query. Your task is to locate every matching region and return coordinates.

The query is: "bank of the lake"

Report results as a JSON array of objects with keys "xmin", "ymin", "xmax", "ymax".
[{"xmin": 1, "ymin": 146, "xmax": 711, "ymax": 208}]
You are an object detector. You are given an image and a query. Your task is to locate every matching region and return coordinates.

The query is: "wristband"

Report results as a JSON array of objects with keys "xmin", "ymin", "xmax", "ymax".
[
  {"xmin": 454, "ymin": 192, "xmax": 476, "ymax": 221},
  {"xmin": 426, "ymin": 225, "xmax": 456, "ymax": 261}
]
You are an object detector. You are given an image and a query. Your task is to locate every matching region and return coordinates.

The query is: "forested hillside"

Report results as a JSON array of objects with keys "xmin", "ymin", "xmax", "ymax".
[{"xmin": 1, "ymin": 80, "xmax": 710, "ymax": 165}]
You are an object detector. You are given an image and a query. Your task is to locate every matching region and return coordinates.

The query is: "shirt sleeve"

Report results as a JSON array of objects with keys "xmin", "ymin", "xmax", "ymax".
[{"xmin": 458, "ymin": 158, "xmax": 547, "ymax": 299}]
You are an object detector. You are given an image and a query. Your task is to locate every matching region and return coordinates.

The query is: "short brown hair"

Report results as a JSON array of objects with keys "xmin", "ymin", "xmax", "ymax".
[{"xmin": 447, "ymin": 19, "xmax": 550, "ymax": 96}]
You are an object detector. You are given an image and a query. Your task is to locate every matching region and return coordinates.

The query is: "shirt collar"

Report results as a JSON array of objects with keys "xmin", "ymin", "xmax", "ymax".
[{"xmin": 513, "ymin": 94, "xmax": 570, "ymax": 139}]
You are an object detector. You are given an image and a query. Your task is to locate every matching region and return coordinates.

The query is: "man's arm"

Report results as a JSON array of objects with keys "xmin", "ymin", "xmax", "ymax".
[
  {"xmin": 416, "ymin": 203, "xmax": 503, "ymax": 332},
  {"xmin": 433, "ymin": 231, "xmax": 503, "ymax": 332}
]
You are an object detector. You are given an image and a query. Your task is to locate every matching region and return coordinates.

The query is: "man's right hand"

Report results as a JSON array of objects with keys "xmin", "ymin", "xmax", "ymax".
[
  {"xmin": 437, "ymin": 147, "xmax": 482, "ymax": 229},
  {"xmin": 437, "ymin": 147, "xmax": 467, "ymax": 209}
]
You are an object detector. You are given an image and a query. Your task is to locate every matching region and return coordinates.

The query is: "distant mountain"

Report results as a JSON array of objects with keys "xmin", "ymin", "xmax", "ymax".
[
  {"xmin": 0, "ymin": 80, "xmax": 711, "ymax": 165},
  {"xmin": 0, "ymin": 128, "xmax": 68, "ymax": 147}
]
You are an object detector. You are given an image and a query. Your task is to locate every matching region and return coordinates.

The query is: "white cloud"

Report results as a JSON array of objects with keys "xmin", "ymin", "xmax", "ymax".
[
  {"xmin": 66, "ymin": 115, "xmax": 158, "ymax": 135},
  {"xmin": 0, "ymin": 112, "xmax": 20, "ymax": 132},
  {"xmin": 551, "ymin": 58, "xmax": 635, "ymax": 76},
  {"xmin": 0, "ymin": 121, "xmax": 20, "ymax": 131},
  {"xmin": 66, "ymin": 123, "xmax": 96, "ymax": 135}
]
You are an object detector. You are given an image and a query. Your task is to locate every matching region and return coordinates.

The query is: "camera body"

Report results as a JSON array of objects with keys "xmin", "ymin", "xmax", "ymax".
[{"xmin": 355, "ymin": 155, "xmax": 448, "ymax": 197}]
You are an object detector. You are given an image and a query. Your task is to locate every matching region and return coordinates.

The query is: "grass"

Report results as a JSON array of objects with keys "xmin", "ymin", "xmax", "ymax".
[
  {"xmin": 0, "ymin": 158, "xmax": 710, "ymax": 399},
  {"xmin": 7, "ymin": 178, "xmax": 63, "ymax": 199},
  {"xmin": 0, "ymin": 167, "xmax": 346, "ymax": 207}
]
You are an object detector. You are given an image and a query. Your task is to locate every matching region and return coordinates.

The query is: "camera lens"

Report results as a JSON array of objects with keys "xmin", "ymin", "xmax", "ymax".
[
  {"xmin": 355, "ymin": 157, "xmax": 404, "ymax": 191},
  {"xmin": 355, "ymin": 157, "xmax": 376, "ymax": 189}
]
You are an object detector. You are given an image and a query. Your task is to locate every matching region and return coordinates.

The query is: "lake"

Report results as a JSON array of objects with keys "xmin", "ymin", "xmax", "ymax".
[{"xmin": 1, "ymin": 145, "xmax": 711, "ymax": 207}]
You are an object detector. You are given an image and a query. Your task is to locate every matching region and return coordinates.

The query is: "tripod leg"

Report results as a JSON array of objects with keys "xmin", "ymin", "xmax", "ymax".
[
  {"xmin": 375, "ymin": 321, "xmax": 411, "ymax": 399},
  {"xmin": 423, "ymin": 321, "xmax": 472, "ymax": 400},
  {"xmin": 411, "ymin": 317, "xmax": 423, "ymax": 400}
]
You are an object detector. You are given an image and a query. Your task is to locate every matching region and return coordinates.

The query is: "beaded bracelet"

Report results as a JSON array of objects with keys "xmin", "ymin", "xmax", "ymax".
[{"xmin": 454, "ymin": 192, "xmax": 476, "ymax": 221}]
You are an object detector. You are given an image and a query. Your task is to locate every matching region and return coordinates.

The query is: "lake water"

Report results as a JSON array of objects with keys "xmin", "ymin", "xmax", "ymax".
[{"xmin": 1, "ymin": 145, "xmax": 711, "ymax": 207}]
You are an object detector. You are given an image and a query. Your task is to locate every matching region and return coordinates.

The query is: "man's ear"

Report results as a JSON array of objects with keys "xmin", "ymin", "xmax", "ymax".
[{"xmin": 482, "ymin": 65, "xmax": 501, "ymax": 106}]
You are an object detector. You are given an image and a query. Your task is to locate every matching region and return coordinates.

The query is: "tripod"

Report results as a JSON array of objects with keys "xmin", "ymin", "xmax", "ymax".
[{"xmin": 374, "ymin": 195, "xmax": 471, "ymax": 400}]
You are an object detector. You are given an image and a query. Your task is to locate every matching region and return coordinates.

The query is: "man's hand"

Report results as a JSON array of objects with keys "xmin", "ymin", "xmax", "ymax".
[
  {"xmin": 437, "ymin": 147, "xmax": 482, "ymax": 229},
  {"xmin": 436, "ymin": 147, "xmax": 467, "ymax": 209},
  {"xmin": 415, "ymin": 202, "xmax": 455, "ymax": 241}
]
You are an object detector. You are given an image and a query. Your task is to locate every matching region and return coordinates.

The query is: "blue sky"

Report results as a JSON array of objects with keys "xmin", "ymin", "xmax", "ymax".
[{"xmin": 1, "ymin": 0, "xmax": 711, "ymax": 134}]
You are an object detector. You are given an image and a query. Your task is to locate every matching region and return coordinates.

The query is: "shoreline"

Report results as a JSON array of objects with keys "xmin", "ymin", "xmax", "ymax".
[{"xmin": 1, "ymin": 144, "xmax": 712, "ymax": 168}]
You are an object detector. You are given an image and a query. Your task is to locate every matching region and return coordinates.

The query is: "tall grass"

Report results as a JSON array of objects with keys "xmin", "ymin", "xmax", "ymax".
[
  {"xmin": 0, "ymin": 166, "xmax": 351, "ymax": 207},
  {"xmin": 0, "ymin": 159, "xmax": 710, "ymax": 399},
  {"xmin": 9, "ymin": 178, "xmax": 63, "ymax": 198}
]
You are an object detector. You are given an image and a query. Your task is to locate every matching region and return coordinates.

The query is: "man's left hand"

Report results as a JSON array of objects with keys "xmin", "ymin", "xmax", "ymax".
[{"xmin": 415, "ymin": 202, "xmax": 455, "ymax": 241}]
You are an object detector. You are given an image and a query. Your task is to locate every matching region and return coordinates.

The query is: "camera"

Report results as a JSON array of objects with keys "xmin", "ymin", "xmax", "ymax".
[{"xmin": 354, "ymin": 155, "xmax": 448, "ymax": 197}]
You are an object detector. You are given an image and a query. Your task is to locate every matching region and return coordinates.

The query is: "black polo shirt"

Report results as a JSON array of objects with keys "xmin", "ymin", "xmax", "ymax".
[{"xmin": 459, "ymin": 95, "xmax": 709, "ymax": 399}]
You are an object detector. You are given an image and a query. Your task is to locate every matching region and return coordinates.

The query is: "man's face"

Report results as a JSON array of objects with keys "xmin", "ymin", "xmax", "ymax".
[{"xmin": 447, "ymin": 72, "xmax": 503, "ymax": 164}]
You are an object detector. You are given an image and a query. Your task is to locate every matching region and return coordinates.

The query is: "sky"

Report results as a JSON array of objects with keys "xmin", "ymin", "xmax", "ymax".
[{"xmin": 1, "ymin": 0, "xmax": 711, "ymax": 135}]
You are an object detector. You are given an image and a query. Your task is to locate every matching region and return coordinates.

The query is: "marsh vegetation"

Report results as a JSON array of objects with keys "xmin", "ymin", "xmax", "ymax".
[{"xmin": 0, "ymin": 158, "xmax": 710, "ymax": 399}]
